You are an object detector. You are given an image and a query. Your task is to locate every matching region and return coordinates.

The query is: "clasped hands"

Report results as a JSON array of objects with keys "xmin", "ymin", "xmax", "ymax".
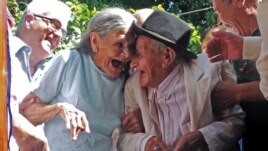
[{"xmin": 145, "ymin": 131, "xmax": 208, "ymax": 151}]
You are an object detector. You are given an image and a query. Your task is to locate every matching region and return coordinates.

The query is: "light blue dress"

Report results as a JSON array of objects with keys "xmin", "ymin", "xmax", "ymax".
[{"xmin": 31, "ymin": 49, "xmax": 125, "ymax": 151}]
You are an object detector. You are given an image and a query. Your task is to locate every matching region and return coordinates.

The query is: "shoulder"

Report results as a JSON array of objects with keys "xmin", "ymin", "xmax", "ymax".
[
  {"xmin": 9, "ymin": 36, "xmax": 31, "ymax": 55},
  {"xmin": 186, "ymin": 53, "xmax": 215, "ymax": 70},
  {"xmin": 49, "ymin": 49, "xmax": 82, "ymax": 66},
  {"xmin": 126, "ymin": 71, "xmax": 140, "ymax": 85},
  {"xmin": 56, "ymin": 49, "xmax": 81, "ymax": 60},
  {"xmin": 124, "ymin": 71, "xmax": 143, "ymax": 92}
]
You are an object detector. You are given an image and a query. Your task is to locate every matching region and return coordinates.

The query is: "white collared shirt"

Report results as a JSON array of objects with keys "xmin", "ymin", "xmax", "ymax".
[{"xmin": 152, "ymin": 64, "xmax": 190, "ymax": 149}]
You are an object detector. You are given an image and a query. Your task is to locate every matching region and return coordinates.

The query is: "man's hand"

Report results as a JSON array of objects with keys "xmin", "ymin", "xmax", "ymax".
[
  {"xmin": 20, "ymin": 92, "xmax": 90, "ymax": 140},
  {"xmin": 12, "ymin": 114, "xmax": 49, "ymax": 151},
  {"xmin": 173, "ymin": 131, "xmax": 208, "ymax": 151},
  {"xmin": 205, "ymin": 31, "xmax": 243, "ymax": 62},
  {"xmin": 16, "ymin": 132, "xmax": 49, "ymax": 151},
  {"xmin": 145, "ymin": 136, "xmax": 168, "ymax": 151},
  {"xmin": 211, "ymin": 80, "xmax": 239, "ymax": 113},
  {"xmin": 57, "ymin": 103, "xmax": 90, "ymax": 140},
  {"xmin": 121, "ymin": 108, "xmax": 144, "ymax": 133}
]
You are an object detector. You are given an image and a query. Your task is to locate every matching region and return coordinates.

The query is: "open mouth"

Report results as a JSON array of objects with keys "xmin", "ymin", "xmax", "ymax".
[{"xmin": 112, "ymin": 59, "xmax": 126, "ymax": 70}]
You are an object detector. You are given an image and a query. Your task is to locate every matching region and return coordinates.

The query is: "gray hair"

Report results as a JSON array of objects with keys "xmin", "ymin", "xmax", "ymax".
[
  {"xmin": 150, "ymin": 38, "xmax": 167, "ymax": 54},
  {"xmin": 76, "ymin": 7, "xmax": 135, "ymax": 54},
  {"xmin": 16, "ymin": 0, "xmax": 71, "ymax": 36}
]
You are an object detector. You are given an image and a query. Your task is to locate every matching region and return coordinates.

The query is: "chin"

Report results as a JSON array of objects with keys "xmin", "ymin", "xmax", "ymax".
[
  {"xmin": 139, "ymin": 79, "xmax": 148, "ymax": 88},
  {"xmin": 108, "ymin": 71, "xmax": 122, "ymax": 78}
]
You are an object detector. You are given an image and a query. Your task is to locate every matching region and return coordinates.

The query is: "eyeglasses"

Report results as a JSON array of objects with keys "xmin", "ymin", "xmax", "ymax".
[{"xmin": 33, "ymin": 14, "xmax": 66, "ymax": 39}]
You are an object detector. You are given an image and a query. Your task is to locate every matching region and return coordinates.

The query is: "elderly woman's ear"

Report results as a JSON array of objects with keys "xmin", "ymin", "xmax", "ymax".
[{"xmin": 90, "ymin": 32, "xmax": 100, "ymax": 53}]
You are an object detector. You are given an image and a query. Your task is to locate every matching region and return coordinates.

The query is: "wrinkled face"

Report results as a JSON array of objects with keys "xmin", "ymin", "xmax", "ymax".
[
  {"xmin": 24, "ymin": 13, "xmax": 67, "ymax": 59},
  {"xmin": 130, "ymin": 35, "xmax": 165, "ymax": 88},
  {"xmin": 92, "ymin": 28, "xmax": 135, "ymax": 78},
  {"xmin": 212, "ymin": 0, "xmax": 235, "ymax": 24}
]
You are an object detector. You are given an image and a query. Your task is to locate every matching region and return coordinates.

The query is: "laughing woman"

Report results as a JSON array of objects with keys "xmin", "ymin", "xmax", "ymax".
[{"xmin": 19, "ymin": 7, "xmax": 135, "ymax": 151}]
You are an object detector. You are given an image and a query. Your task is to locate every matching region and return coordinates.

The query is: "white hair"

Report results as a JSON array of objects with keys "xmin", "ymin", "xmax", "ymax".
[{"xmin": 16, "ymin": 0, "xmax": 71, "ymax": 34}]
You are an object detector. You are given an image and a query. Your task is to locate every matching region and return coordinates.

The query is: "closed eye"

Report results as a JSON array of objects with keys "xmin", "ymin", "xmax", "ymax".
[{"xmin": 115, "ymin": 42, "xmax": 124, "ymax": 49}]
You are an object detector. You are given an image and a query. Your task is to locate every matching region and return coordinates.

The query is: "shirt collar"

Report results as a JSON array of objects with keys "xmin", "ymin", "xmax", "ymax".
[
  {"xmin": 149, "ymin": 63, "xmax": 184, "ymax": 100},
  {"xmin": 11, "ymin": 36, "xmax": 31, "ymax": 55}
]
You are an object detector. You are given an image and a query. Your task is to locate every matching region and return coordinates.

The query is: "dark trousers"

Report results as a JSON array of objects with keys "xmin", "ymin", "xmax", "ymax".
[{"xmin": 240, "ymin": 101, "xmax": 268, "ymax": 151}]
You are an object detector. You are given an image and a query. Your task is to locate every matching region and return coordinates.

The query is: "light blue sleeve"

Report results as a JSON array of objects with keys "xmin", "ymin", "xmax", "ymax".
[{"xmin": 30, "ymin": 49, "xmax": 80, "ymax": 104}]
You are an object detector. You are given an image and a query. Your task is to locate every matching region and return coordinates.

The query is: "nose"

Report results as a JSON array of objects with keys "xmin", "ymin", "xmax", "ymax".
[
  {"xmin": 53, "ymin": 29, "xmax": 65, "ymax": 39},
  {"xmin": 121, "ymin": 47, "xmax": 131, "ymax": 60}
]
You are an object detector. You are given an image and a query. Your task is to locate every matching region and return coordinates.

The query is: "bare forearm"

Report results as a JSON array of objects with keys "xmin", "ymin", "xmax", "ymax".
[
  {"xmin": 236, "ymin": 81, "xmax": 266, "ymax": 102},
  {"xmin": 21, "ymin": 102, "xmax": 60, "ymax": 125},
  {"xmin": 12, "ymin": 113, "xmax": 49, "ymax": 150},
  {"xmin": 20, "ymin": 92, "xmax": 60, "ymax": 125},
  {"xmin": 13, "ymin": 113, "xmax": 35, "ymax": 140},
  {"xmin": 12, "ymin": 113, "xmax": 45, "ymax": 141}
]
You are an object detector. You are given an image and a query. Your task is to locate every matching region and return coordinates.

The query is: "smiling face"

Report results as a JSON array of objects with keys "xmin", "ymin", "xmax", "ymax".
[
  {"xmin": 21, "ymin": 13, "xmax": 66, "ymax": 59},
  {"xmin": 91, "ymin": 28, "xmax": 135, "ymax": 78},
  {"xmin": 131, "ymin": 35, "xmax": 171, "ymax": 88}
]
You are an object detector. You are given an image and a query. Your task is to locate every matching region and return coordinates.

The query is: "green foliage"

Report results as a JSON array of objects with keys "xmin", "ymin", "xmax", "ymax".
[
  {"xmin": 189, "ymin": 24, "xmax": 201, "ymax": 54},
  {"xmin": 59, "ymin": 0, "xmax": 96, "ymax": 50},
  {"xmin": 7, "ymin": 0, "xmax": 25, "ymax": 24},
  {"xmin": 7, "ymin": 0, "xmax": 217, "ymax": 54}
]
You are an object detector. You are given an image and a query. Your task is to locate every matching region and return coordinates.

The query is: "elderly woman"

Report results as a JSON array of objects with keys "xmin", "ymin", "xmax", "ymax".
[{"xmin": 19, "ymin": 7, "xmax": 135, "ymax": 151}]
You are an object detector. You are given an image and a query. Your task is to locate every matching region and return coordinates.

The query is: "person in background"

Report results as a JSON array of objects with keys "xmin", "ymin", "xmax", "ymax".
[
  {"xmin": 208, "ymin": 0, "xmax": 268, "ymax": 150},
  {"xmin": 19, "ymin": 7, "xmax": 135, "ymax": 151},
  {"xmin": 211, "ymin": 0, "xmax": 260, "ymax": 83},
  {"xmin": 118, "ymin": 9, "xmax": 244, "ymax": 151},
  {"xmin": 201, "ymin": 25, "xmax": 230, "ymax": 53},
  {"xmin": 7, "ymin": 0, "xmax": 71, "ymax": 150}
]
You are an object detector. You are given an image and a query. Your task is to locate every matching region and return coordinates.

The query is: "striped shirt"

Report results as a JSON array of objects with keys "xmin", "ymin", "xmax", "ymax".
[{"xmin": 151, "ymin": 64, "xmax": 190, "ymax": 149}]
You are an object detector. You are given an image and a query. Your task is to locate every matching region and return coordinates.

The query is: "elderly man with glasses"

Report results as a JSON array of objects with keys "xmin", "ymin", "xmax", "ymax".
[{"xmin": 8, "ymin": 0, "xmax": 73, "ymax": 150}]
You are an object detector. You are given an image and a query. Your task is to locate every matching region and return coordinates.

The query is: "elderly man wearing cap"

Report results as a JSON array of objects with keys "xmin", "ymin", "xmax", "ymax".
[{"xmin": 118, "ymin": 9, "xmax": 245, "ymax": 151}]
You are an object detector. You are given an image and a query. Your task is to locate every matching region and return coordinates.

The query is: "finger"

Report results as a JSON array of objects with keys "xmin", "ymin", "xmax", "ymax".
[
  {"xmin": 65, "ymin": 112, "xmax": 71, "ymax": 130},
  {"xmin": 209, "ymin": 54, "xmax": 224, "ymax": 62},
  {"xmin": 205, "ymin": 40, "xmax": 219, "ymax": 58},
  {"xmin": 81, "ymin": 112, "xmax": 90, "ymax": 133},
  {"xmin": 44, "ymin": 142, "xmax": 49, "ymax": 151},
  {"xmin": 211, "ymin": 30, "xmax": 228, "ymax": 39},
  {"xmin": 75, "ymin": 112, "xmax": 83, "ymax": 130},
  {"xmin": 125, "ymin": 124, "xmax": 138, "ymax": 133},
  {"xmin": 70, "ymin": 116, "xmax": 78, "ymax": 140},
  {"xmin": 121, "ymin": 114, "xmax": 132, "ymax": 127},
  {"xmin": 19, "ymin": 98, "xmax": 35, "ymax": 112}
]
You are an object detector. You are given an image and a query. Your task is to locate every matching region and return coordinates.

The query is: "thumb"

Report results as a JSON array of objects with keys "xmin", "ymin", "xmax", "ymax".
[
  {"xmin": 19, "ymin": 98, "xmax": 35, "ymax": 113},
  {"xmin": 211, "ymin": 31, "xmax": 228, "ymax": 39}
]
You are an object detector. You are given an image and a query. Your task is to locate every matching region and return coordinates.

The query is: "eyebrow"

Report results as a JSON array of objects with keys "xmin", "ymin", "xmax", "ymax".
[{"xmin": 34, "ymin": 14, "xmax": 54, "ymax": 21}]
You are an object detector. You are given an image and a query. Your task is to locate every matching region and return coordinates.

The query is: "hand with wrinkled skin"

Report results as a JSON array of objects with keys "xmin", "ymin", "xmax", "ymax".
[
  {"xmin": 16, "ymin": 133, "xmax": 49, "ymax": 151},
  {"xmin": 12, "ymin": 113, "xmax": 49, "ymax": 151},
  {"xmin": 145, "ymin": 136, "xmax": 168, "ymax": 151},
  {"xmin": 20, "ymin": 92, "xmax": 90, "ymax": 141},
  {"xmin": 57, "ymin": 102, "xmax": 90, "ymax": 140},
  {"xmin": 205, "ymin": 31, "xmax": 243, "ymax": 62},
  {"xmin": 211, "ymin": 79, "xmax": 238, "ymax": 113},
  {"xmin": 121, "ymin": 108, "xmax": 144, "ymax": 133},
  {"xmin": 173, "ymin": 131, "xmax": 209, "ymax": 151}
]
